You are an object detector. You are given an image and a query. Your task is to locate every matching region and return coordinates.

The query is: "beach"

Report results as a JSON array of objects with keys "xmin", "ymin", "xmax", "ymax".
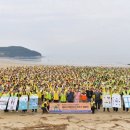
[
  {"xmin": 0, "ymin": 110, "xmax": 130, "ymax": 130},
  {"xmin": 0, "ymin": 59, "xmax": 130, "ymax": 130}
]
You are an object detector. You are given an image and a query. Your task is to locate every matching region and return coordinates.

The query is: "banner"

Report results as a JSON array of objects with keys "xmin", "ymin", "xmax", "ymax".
[
  {"xmin": 7, "ymin": 97, "xmax": 18, "ymax": 110},
  {"xmin": 123, "ymin": 95, "xmax": 130, "ymax": 108},
  {"xmin": 0, "ymin": 96, "xmax": 9, "ymax": 110},
  {"xmin": 19, "ymin": 96, "xmax": 28, "ymax": 110},
  {"xmin": 112, "ymin": 94, "xmax": 121, "ymax": 108},
  {"xmin": 103, "ymin": 95, "xmax": 112, "ymax": 108},
  {"xmin": 49, "ymin": 103, "xmax": 91, "ymax": 113},
  {"xmin": 29, "ymin": 96, "xmax": 38, "ymax": 109}
]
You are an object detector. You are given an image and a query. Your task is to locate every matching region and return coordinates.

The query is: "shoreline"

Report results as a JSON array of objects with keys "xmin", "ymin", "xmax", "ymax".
[{"xmin": 0, "ymin": 59, "xmax": 130, "ymax": 68}]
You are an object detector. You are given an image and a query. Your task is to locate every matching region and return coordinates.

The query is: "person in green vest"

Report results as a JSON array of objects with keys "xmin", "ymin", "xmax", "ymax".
[
  {"xmin": 60, "ymin": 89, "xmax": 67, "ymax": 103},
  {"xmin": 122, "ymin": 87, "xmax": 130, "ymax": 112},
  {"xmin": 46, "ymin": 89, "xmax": 53, "ymax": 102}
]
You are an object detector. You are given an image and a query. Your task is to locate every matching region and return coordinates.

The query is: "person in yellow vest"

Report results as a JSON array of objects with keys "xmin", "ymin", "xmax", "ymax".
[
  {"xmin": 31, "ymin": 90, "xmax": 38, "ymax": 112},
  {"xmin": 21, "ymin": 90, "xmax": 28, "ymax": 113},
  {"xmin": 112, "ymin": 89, "xmax": 119, "ymax": 112},
  {"xmin": 60, "ymin": 89, "xmax": 67, "ymax": 103},
  {"xmin": 103, "ymin": 87, "xmax": 110, "ymax": 112},
  {"xmin": 41, "ymin": 99, "xmax": 49, "ymax": 113},
  {"xmin": 53, "ymin": 88, "xmax": 59, "ymax": 103},
  {"xmin": 122, "ymin": 87, "xmax": 130, "ymax": 112},
  {"xmin": 2, "ymin": 89, "xmax": 10, "ymax": 112}
]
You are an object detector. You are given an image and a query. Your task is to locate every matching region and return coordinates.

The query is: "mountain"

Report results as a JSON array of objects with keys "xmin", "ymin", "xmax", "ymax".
[{"xmin": 0, "ymin": 46, "xmax": 42, "ymax": 58}]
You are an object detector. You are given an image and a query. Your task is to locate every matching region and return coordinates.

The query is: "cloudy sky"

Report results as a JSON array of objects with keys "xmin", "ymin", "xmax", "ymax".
[{"xmin": 0, "ymin": 0, "xmax": 130, "ymax": 65}]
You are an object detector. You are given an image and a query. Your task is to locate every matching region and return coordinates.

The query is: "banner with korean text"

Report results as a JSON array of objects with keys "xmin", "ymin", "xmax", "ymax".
[
  {"xmin": 7, "ymin": 97, "xmax": 18, "ymax": 110},
  {"xmin": 29, "ymin": 96, "xmax": 38, "ymax": 109},
  {"xmin": 19, "ymin": 96, "xmax": 28, "ymax": 110},
  {"xmin": 0, "ymin": 96, "xmax": 9, "ymax": 110},
  {"xmin": 123, "ymin": 95, "xmax": 130, "ymax": 108},
  {"xmin": 112, "ymin": 94, "xmax": 121, "ymax": 108},
  {"xmin": 49, "ymin": 103, "xmax": 91, "ymax": 113},
  {"xmin": 103, "ymin": 95, "xmax": 112, "ymax": 108}
]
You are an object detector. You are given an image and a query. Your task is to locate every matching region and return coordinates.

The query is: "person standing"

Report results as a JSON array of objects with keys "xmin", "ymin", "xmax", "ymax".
[
  {"xmin": 122, "ymin": 87, "xmax": 130, "ymax": 112},
  {"xmin": 93, "ymin": 88, "xmax": 102, "ymax": 111},
  {"xmin": 86, "ymin": 87, "xmax": 93, "ymax": 102}
]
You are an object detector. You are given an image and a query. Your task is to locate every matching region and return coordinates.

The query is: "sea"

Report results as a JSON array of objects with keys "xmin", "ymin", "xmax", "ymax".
[{"xmin": 0, "ymin": 56, "xmax": 129, "ymax": 67}]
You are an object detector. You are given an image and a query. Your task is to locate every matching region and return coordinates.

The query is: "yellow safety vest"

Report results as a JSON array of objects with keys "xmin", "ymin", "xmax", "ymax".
[{"xmin": 54, "ymin": 91, "xmax": 59, "ymax": 100}]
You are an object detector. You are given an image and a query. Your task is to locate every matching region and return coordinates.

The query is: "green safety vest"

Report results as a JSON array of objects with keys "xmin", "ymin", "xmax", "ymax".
[
  {"xmin": 60, "ymin": 93, "xmax": 66, "ymax": 102},
  {"xmin": 123, "ymin": 91, "xmax": 129, "ymax": 95},
  {"xmin": 46, "ymin": 93, "xmax": 52, "ymax": 100}
]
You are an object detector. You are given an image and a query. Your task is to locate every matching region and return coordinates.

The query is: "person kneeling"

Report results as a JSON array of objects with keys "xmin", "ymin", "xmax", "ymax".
[{"xmin": 41, "ymin": 100, "xmax": 49, "ymax": 114}]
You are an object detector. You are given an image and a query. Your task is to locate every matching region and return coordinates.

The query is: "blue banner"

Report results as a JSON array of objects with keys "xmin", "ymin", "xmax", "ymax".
[
  {"xmin": 29, "ymin": 96, "xmax": 38, "ymax": 109},
  {"xmin": 19, "ymin": 96, "xmax": 28, "ymax": 110}
]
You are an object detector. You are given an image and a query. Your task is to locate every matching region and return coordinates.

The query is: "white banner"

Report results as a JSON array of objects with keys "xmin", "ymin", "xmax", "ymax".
[
  {"xmin": 112, "ymin": 94, "xmax": 121, "ymax": 108},
  {"xmin": 0, "ymin": 96, "xmax": 9, "ymax": 110},
  {"xmin": 103, "ymin": 95, "xmax": 112, "ymax": 108},
  {"xmin": 123, "ymin": 95, "xmax": 130, "ymax": 108},
  {"xmin": 7, "ymin": 97, "xmax": 18, "ymax": 110}
]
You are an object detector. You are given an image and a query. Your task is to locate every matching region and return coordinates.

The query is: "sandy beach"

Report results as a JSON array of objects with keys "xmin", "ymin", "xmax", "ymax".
[
  {"xmin": 0, "ymin": 60, "xmax": 130, "ymax": 130},
  {"xmin": 0, "ymin": 109, "xmax": 130, "ymax": 130}
]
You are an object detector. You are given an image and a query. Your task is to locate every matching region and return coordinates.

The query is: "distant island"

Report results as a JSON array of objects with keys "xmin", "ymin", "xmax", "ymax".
[{"xmin": 0, "ymin": 46, "xmax": 42, "ymax": 58}]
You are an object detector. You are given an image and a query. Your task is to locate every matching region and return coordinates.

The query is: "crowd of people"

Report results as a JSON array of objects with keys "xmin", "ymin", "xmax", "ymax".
[{"xmin": 0, "ymin": 65, "xmax": 130, "ymax": 114}]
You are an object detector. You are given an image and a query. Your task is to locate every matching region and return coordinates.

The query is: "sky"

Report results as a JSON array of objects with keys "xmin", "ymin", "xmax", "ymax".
[{"xmin": 0, "ymin": 0, "xmax": 130, "ymax": 65}]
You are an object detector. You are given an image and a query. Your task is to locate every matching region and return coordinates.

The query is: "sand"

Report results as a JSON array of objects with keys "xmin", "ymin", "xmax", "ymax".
[
  {"xmin": 0, "ymin": 110, "xmax": 130, "ymax": 130},
  {"xmin": 0, "ymin": 59, "xmax": 130, "ymax": 130}
]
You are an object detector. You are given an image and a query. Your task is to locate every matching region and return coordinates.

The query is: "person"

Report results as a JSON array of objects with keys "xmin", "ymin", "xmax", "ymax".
[
  {"xmin": 103, "ymin": 87, "xmax": 110, "ymax": 112},
  {"xmin": 2, "ymin": 89, "xmax": 10, "ymax": 112},
  {"xmin": 74, "ymin": 89, "xmax": 81, "ymax": 103},
  {"xmin": 67, "ymin": 88, "xmax": 74, "ymax": 103},
  {"xmin": 122, "ymin": 87, "xmax": 130, "ymax": 112},
  {"xmin": 93, "ymin": 88, "xmax": 102, "ymax": 111},
  {"xmin": 53, "ymin": 88, "xmax": 60, "ymax": 103},
  {"xmin": 112, "ymin": 89, "xmax": 119, "ymax": 112},
  {"xmin": 41, "ymin": 100, "xmax": 49, "ymax": 113},
  {"xmin": 21, "ymin": 91, "xmax": 28, "ymax": 113},
  {"xmin": 30, "ymin": 90, "xmax": 38, "ymax": 112},
  {"xmin": 91, "ymin": 98, "xmax": 96, "ymax": 114},
  {"xmin": 80, "ymin": 90, "xmax": 87, "ymax": 102},
  {"xmin": 86, "ymin": 87, "xmax": 93, "ymax": 102},
  {"xmin": 60, "ymin": 89, "xmax": 67, "ymax": 103}
]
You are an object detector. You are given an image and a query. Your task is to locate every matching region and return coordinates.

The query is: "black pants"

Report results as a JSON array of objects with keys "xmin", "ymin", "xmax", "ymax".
[
  {"xmin": 54, "ymin": 100, "xmax": 59, "ymax": 103},
  {"xmin": 91, "ymin": 106, "xmax": 95, "ymax": 114},
  {"xmin": 113, "ymin": 107, "xmax": 118, "ymax": 112},
  {"xmin": 123, "ymin": 103, "xmax": 129, "ymax": 112},
  {"xmin": 32, "ymin": 109, "xmax": 37, "ymax": 112},
  {"xmin": 95, "ymin": 100, "xmax": 100, "ymax": 109},
  {"xmin": 103, "ymin": 108, "xmax": 110, "ymax": 112}
]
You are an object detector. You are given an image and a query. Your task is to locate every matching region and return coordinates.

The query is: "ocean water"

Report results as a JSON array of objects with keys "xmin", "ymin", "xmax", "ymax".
[{"xmin": 0, "ymin": 56, "xmax": 129, "ymax": 67}]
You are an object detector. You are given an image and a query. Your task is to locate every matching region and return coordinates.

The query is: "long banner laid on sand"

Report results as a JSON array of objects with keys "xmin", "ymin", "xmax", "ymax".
[
  {"xmin": 49, "ymin": 103, "xmax": 92, "ymax": 113},
  {"xmin": 123, "ymin": 95, "xmax": 130, "ymax": 108}
]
